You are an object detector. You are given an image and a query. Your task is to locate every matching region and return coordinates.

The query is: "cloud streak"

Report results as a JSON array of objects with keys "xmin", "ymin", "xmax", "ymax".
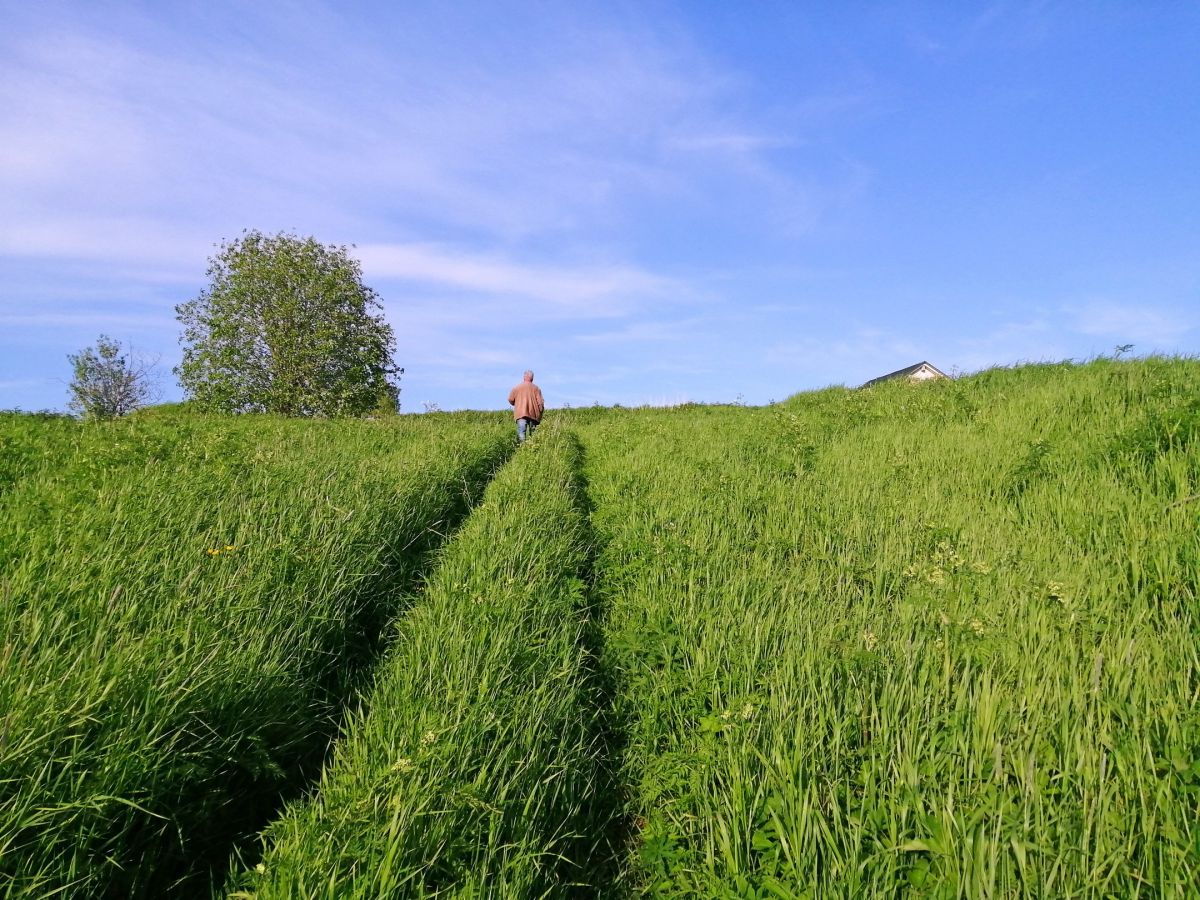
[
  {"xmin": 1069, "ymin": 301, "xmax": 1197, "ymax": 347},
  {"xmin": 0, "ymin": 1, "xmax": 853, "ymax": 265},
  {"xmin": 360, "ymin": 243, "xmax": 678, "ymax": 312},
  {"xmin": 0, "ymin": 311, "xmax": 174, "ymax": 329}
]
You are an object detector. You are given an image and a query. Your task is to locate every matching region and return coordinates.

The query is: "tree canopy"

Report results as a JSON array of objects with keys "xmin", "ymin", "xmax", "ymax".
[
  {"xmin": 176, "ymin": 231, "xmax": 400, "ymax": 416},
  {"xmin": 67, "ymin": 335, "xmax": 158, "ymax": 420}
]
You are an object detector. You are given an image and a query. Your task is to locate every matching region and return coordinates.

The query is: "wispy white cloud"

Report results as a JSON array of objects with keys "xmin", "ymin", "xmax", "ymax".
[
  {"xmin": 398, "ymin": 339, "xmax": 523, "ymax": 374},
  {"xmin": 1068, "ymin": 300, "xmax": 1197, "ymax": 347},
  {"xmin": 938, "ymin": 313, "xmax": 1063, "ymax": 370},
  {"xmin": 0, "ymin": 1, "xmax": 854, "ymax": 263},
  {"xmin": 763, "ymin": 312, "xmax": 1076, "ymax": 388},
  {"xmin": 0, "ymin": 377, "xmax": 52, "ymax": 390},
  {"xmin": 766, "ymin": 329, "xmax": 925, "ymax": 385},
  {"xmin": 903, "ymin": 1, "xmax": 1055, "ymax": 61},
  {"xmin": 360, "ymin": 243, "xmax": 677, "ymax": 312},
  {"xmin": 761, "ymin": 298, "xmax": 1200, "ymax": 392},
  {"xmin": 0, "ymin": 311, "xmax": 174, "ymax": 329},
  {"xmin": 0, "ymin": 217, "xmax": 208, "ymax": 270},
  {"xmin": 572, "ymin": 318, "xmax": 701, "ymax": 344},
  {"xmin": 666, "ymin": 133, "xmax": 800, "ymax": 154}
]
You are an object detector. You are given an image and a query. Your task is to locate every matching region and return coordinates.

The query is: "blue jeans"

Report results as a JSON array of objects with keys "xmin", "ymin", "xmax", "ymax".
[{"xmin": 517, "ymin": 417, "xmax": 538, "ymax": 442}]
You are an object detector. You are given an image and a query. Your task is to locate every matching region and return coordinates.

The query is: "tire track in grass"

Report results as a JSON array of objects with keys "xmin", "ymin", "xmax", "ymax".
[
  {"xmin": 571, "ymin": 442, "xmax": 634, "ymax": 899},
  {"xmin": 0, "ymin": 419, "xmax": 514, "ymax": 899},
  {"xmin": 189, "ymin": 434, "xmax": 515, "ymax": 898},
  {"xmin": 228, "ymin": 426, "xmax": 616, "ymax": 898}
]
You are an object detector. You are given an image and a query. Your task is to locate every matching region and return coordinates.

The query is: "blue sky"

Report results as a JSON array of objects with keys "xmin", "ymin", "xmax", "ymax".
[{"xmin": 2, "ymin": 1, "xmax": 1198, "ymax": 412}]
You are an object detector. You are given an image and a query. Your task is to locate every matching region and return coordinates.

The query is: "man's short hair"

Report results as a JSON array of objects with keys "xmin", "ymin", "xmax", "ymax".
[{"xmin": 524, "ymin": 369, "xmax": 534, "ymax": 379}]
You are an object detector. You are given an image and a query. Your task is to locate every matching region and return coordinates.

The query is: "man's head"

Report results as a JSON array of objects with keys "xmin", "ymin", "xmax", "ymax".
[{"xmin": 523, "ymin": 370, "xmax": 534, "ymax": 382}]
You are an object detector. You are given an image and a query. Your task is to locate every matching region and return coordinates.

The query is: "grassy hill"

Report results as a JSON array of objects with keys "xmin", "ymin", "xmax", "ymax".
[{"xmin": 1, "ymin": 357, "xmax": 1197, "ymax": 898}]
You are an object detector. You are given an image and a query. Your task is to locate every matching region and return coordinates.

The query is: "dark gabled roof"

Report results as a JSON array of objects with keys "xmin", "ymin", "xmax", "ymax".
[{"xmin": 861, "ymin": 360, "xmax": 948, "ymax": 388}]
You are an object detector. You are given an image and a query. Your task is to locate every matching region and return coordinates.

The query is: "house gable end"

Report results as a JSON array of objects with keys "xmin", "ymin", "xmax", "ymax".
[{"xmin": 861, "ymin": 360, "xmax": 950, "ymax": 388}]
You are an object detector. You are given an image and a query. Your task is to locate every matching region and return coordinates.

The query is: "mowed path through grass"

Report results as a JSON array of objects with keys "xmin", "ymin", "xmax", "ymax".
[{"xmin": 231, "ymin": 425, "xmax": 615, "ymax": 898}]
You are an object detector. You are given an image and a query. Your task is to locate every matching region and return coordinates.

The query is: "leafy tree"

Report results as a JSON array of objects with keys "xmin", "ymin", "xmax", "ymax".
[
  {"xmin": 67, "ymin": 335, "xmax": 159, "ymax": 420},
  {"xmin": 176, "ymin": 231, "xmax": 401, "ymax": 416},
  {"xmin": 371, "ymin": 379, "xmax": 405, "ymax": 417}
]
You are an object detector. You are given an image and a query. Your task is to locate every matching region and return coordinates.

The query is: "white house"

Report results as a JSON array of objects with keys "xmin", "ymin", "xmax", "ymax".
[{"xmin": 861, "ymin": 361, "xmax": 949, "ymax": 388}]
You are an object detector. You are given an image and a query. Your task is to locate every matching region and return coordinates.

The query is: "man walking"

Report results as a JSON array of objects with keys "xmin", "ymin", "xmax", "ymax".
[{"xmin": 507, "ymin": 370, "xmax": 544, "ymax": 443}]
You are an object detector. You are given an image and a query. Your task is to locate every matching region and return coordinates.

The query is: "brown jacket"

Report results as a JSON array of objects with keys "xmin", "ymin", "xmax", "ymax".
[{"xmin": 508, "ymin": 382, "xmax": 544, "ymax": 422}]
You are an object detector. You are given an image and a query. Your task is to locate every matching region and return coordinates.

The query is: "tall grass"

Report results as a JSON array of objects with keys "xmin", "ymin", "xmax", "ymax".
[
  {"xmin": 5, "ymin": 360, "xmax": 1197, "ymax": 898},
  {"xmin": 580, "ymin": 357, "xmax": 1200, "ymax": 897},
  {"xmin": 233, "ymin": 426, "xmax": 605, "ymax": 898},
  {"xmin": 0, "ymin": 413, "xmax": 511, "ymax": 897},
  {"xmin": 0, "ymin": 411, "xmax": 86, "ymax": 497}
]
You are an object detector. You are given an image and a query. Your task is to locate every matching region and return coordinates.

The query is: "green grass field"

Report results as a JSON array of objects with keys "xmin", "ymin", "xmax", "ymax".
[{"xmin": 1, "ymin": 358, "xmax": 1197, "ymax": 898}]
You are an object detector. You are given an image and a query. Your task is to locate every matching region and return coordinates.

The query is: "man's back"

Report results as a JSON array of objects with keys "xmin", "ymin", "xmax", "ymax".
[{"xmin": 508, "ymin": 381, "xmax": 544, "ymax": 422}]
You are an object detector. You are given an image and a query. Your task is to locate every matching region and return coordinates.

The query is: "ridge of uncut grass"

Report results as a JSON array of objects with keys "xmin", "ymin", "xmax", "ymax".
[
  {"xmin": 580, "ymin": 357, "xmax": 1200, "ymax": 897},
  {"xmin": 231, "ymin": 426, "xmax": 603, "ymax": 899},
  {"xmin": 0, "ymin": 415, "xmax": 512, "ymax": 898}
]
